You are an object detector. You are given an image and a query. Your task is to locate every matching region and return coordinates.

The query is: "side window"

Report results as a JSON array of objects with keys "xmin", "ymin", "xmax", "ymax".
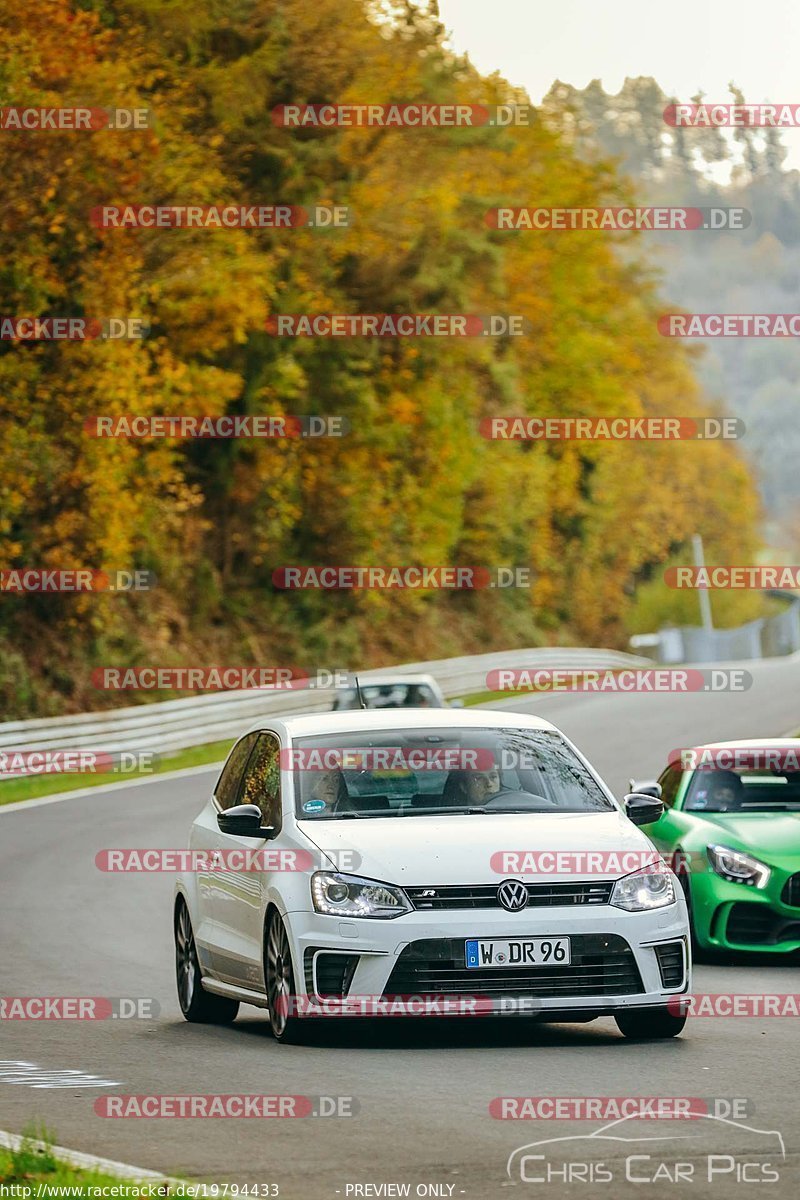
[
  {"xmin": 240, "ymin": 733, "xmax": 282, "ymax": 830},
  {"xmin": 658, "ymin": 766, "xmax": 682, "ymax": 809},
  {"xmin": 215, "ymin": 734, "xmax": 258, "ymax": 810}
]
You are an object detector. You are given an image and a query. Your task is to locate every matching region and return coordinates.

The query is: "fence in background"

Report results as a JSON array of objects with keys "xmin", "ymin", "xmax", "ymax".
[{"xmin": 630, "ymin": 590, "xmax": 800, "ymax": 664}]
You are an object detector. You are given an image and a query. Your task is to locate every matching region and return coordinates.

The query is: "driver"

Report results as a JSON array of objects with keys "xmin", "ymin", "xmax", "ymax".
[
  {"xmin": 442, "ymin": 766, "xmax": 502, "ymax": 806},
  {"xmin": 705, "ymin": 769, "xmax": 744, "ymax": 812}
]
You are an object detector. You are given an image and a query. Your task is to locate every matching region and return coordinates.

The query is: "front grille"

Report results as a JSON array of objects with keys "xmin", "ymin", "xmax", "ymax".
[
  {"xmin": 654, "ymin": 941, "xmax": 685, "ymax": 989},
  {"xmin": 383, "ymin": 934, "xmax": 643, "ymax": 999},
  {"xmin": 726, "ymin": 903, "xmax": 800, "ymax": 946},
  {"xmin": 405, "ymin": 881, "xmax": 614, "ymax": 910},
  {"xmin": 304, "ymin": 949, "xmax": 359, "ymax": 998},
  {"xmin": 781, "ymin": 873, "xmax": 800, "ymax": 908}
]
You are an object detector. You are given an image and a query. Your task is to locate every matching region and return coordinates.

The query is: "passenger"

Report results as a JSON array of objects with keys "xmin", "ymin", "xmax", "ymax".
[{"xmin": 305, "ymin": 767, "xmax": 348, "ymax": 810}]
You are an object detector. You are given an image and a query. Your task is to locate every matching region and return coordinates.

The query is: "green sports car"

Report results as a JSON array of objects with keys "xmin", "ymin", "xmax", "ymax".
[{"xmin": 638, "ymin": 739, "xmax": 800, "ymax": 955}]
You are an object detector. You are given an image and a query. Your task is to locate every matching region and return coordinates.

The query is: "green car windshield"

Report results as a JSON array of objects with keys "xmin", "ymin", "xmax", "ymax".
[{"xmin": 685, "ymin": 768, "xmax": 800, "ymax": 813}]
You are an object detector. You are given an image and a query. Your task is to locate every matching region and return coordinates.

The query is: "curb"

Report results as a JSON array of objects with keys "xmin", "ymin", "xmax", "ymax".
[{"xmin": 0, "ymin": 1128, "xmax": 179, "ymax": 1184}]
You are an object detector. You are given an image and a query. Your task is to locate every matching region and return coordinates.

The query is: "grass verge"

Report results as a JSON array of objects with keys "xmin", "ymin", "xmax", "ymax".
[
  {"xmin": 0, "ymin": 740, "xmax": 230, "ymax": 808},
  {"xmin": 0, "ymin": 1128, "xmax": 172, "ymax": 1195},
  {"xmin": 459, "ymin": 688, "xmax": 530, "ymax": 706}
]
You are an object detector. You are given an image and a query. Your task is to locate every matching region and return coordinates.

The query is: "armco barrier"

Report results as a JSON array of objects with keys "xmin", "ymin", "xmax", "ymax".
[
  {"xmin": 0, "ymin": 648, "xmax": 649, "ymax": 769},
  {"xmin": 632, "ymin": 590, "xmax": 800, "ymax": 664}
]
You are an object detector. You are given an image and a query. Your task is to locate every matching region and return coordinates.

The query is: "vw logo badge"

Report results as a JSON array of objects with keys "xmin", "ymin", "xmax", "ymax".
[{"xmin": 497, "ymin": 879, "xmax": 528, "ymax": 912}]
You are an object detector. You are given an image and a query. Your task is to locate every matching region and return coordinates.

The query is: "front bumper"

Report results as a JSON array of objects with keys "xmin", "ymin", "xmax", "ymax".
[
  {"xmin": 284, "ymin": 902, "xmax": 691, "ymax": 1017},
  {"xmin": 690, "ymin": 871, "xmax": 800, "ymax": 953}
]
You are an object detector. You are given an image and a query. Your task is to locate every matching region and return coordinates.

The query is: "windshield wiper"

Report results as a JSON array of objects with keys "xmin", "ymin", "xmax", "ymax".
[
  {"xmin": 398, "ymin": 805, "xmax": 496, "ymax": 816},
  {"xmin": 395, "ymin": 805, "xmax": 476, "ymax": 816}
]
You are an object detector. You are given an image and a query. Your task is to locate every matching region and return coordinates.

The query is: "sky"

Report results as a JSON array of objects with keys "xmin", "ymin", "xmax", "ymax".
[{"xmin": 437, "ymin": 0, "xmax": 800, "ymax": 167}]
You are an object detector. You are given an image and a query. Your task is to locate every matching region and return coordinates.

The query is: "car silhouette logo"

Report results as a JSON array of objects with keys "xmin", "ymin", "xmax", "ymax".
[
  {"xmin": 506, "ymin": 1112, "xmax": 786, "ymax": 1180},
  {"xmin": 497, "ymin": 880, "xmax": 528, "ymax": 911}
]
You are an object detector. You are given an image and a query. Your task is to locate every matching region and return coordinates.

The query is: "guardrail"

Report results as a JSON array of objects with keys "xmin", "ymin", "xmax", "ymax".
[
  {"xmin": 631, "ymin": 589, "xmax": 800, "ymax": 664},
  {"xmin": 0, "ymin": 647, "xmax": 649, "ymax": 766}
]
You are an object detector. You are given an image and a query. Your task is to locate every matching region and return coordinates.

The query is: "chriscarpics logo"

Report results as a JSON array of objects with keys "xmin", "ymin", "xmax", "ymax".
[{"xmin": 506, "ymin": 1113, "xmax": 784, "ymax": 1186}]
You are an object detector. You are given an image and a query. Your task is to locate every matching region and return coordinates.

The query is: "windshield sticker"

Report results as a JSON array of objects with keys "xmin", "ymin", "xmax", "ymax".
[{"xmin": 302, "ymin": 799, "xmax": 327, "ymax": 814}]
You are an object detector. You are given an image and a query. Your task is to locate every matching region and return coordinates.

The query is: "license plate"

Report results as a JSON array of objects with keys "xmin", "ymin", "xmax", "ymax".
[{"xmin": 465, "ymin": 937, "xmax": 571, "ymax": 968}]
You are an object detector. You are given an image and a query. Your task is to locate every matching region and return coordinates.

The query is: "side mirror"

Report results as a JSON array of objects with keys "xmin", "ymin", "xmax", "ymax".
[
  {"xmin": 624, "ymin": 794, "xmax": 665, "ymax": 826},
  {"xmin": 628, "ymin": 779, "xmax": 662, "ymax": 800},
  {"xmin": 449, "ymin": 698, "xmax": 465, "ymax": 709},
  {"xmin": 217, "ymin": 804, "xmax": 274, "ymax": 838}
]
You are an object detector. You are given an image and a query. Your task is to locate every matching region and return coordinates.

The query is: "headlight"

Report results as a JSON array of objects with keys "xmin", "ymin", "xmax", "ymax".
[
  {"xmin": 707, "ymin": 844, "xmax": 770, "ymax": 888},
  {"xmin": 311, "ymin": 872, "xmax": 412, "ymax": 919},
  {"xmin": 610, "ymin": 866, "xmax": 675, "ymax": 911}
]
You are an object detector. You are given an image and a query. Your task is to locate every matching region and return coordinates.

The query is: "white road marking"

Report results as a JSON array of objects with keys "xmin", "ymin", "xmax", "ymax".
[{"xmin": 0, "ymin": 1061, "xmax": 120, "ymax": 1089}]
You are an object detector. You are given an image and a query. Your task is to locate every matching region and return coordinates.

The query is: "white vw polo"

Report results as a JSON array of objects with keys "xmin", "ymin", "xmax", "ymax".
[{"xmin": 175, "ymin": 709, "xmax": 691, "ymax": 1042}]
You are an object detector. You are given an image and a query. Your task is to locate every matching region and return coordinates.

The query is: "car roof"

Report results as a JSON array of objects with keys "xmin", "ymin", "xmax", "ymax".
[{"xmin": 243, "ymin": 707, "xmax": 558, "ymax": 738}]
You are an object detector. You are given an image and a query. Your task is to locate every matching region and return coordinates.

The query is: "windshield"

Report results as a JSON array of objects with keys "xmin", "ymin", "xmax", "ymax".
[
  {"xmin": 291, "ymin": 727, "xmax": 614, "ymax": 819},
  {"xmin": 685, "ymin": 768, "xmax": 800, "ymax": 813},
  {"xmin": 332, "ymin": 683, "xmax": 440, "ymax": 710}
]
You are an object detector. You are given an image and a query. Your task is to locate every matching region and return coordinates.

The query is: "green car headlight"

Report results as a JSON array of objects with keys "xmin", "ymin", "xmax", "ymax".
[{"xmin": 707, "ymin": 844, "xmax": 771, "ymax": 888}]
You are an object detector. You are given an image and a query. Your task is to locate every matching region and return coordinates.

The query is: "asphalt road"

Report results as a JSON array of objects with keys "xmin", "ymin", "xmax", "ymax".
[{"xmin": 2, "ymin": 654, "xmax": 800, "ymax": 1199}]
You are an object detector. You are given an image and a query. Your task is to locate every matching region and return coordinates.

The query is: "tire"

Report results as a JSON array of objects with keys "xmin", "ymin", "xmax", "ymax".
[
  {"xmin": 673, "ymin": 848, "xmax": 702, "ymax": 957},
  {"xmin": 174, "ymin": 898, "xmax": 239, "ymax": 1024},
  {"xmin": 264, "ymin": 912, "xmax": 304, "ymax": 1044},
  {"xmin": 615, "ymin": 1005, "xmax": 687, "ymax": 1040}
]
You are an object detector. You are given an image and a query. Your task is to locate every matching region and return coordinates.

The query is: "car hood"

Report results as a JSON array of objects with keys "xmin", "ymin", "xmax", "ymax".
[
  {"xmin": 297, "ymin": 810, "xmax": 661, "ymax": 886},
  {"xmin": 689, "ymin": 811, "xmax": 800, "ymax": 865}
]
